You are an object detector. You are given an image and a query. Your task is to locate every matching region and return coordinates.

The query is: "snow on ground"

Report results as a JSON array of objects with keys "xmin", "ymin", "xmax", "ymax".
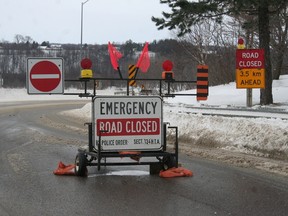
[
  {"xmin": 161, "ymin": 76, "xmax": 288, "ymax": 158},
  {"xmin": 166, "ymin": 75, "xmax": 288, "ymax": 110},
  {"xmin": 1, "ymin": 75, "xmax": 288, "ymax": 175},
  {"xmin": 0, "ymin": 87, "xmax": 117, "ymax": 102}
]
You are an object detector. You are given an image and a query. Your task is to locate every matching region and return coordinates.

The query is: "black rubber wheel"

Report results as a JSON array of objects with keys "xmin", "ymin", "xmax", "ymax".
[
  {"xmin": 149, "ymin": 163, "xmax": 163, "ymax": 175},
  {"xmin": 75, "ymin": 152, "xmax": 88, "ymax": 177},
  {"xmin": 163, "ymin": 155, "xmax": 177, "ymax": 170}
]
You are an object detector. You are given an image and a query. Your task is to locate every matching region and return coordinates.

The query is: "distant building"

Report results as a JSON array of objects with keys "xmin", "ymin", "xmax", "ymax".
[
  {"xmin": 38, "ymin": 43, "xmax": 62, "ymax": 56},
  {"xmin": 133, "ymin": 51, "xmax": 156, "ymax": 59}
]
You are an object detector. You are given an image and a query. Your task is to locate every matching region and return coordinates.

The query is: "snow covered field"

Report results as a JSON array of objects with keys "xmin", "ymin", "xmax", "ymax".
[{"xmin": 1, "ymin": 75, "xmax": 288, "ymax": 175}]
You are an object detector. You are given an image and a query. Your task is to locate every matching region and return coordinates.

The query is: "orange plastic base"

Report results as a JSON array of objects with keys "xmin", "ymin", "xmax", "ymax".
[
  {"xmin": 159, "ymin": 167, "xmax": 193, "ymax": 178},
  {"xmin": 53, "ymin": 161, "xmax": 76, "ymax": 175}
]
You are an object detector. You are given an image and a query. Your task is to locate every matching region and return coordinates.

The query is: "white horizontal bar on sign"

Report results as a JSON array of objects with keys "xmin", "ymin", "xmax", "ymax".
[{"xmin": 31, "ymin": 74, "xmax": 60, "ymax": 79}]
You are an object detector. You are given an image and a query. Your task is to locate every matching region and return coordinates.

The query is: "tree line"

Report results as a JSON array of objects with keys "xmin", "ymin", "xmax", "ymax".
[
  {"xmin": 0, "ymin": 12, "xmax": 287, "ymax": 93},
  {"xmin": 152, "ymin": 0, "xmax": 288, "ymax": 105},
  {"xmin": 0, "ymin": 38, "xmax": 237, "ymax": 89}
]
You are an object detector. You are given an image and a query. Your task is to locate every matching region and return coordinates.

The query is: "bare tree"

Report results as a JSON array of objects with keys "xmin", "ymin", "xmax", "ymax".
[
  {"xmin": 176, "ymin": 18, "xmax": 237, "ymax": 85},
  {"xmin": 270, "ymin": 6, "xmax": 288, "ymax": 79},
  {"xmin": 14, "ymin": 34, "xmax": 25, "ymax": 44}
]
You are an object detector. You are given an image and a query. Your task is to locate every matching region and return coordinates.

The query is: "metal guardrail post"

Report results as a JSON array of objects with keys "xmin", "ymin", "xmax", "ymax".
[
  {"xmin": 163, "ymin": 122, "xmax": 170, "ymax": 152},
  {"xmin": 84, "ymin": 123, "xmax": 93, "ymax": 152},
  {"xmin": 175, "ymin": 127, "xmax": 178, "ymax": 167},
  {"xmin": 97, "ymin": 132, "xmax": 102, "ymax": 171},
  {"xmin": 97, "ymin": 130, "xmax": 109, "ymax": 171},
  {"xmin": 93, "ymin": 79, "xmax": 96, "ymax": 96},
  {"xmin": 127, "ymin": 80, "xmax": 129, "ymax": 96},
  {"xmin": 168, "ymin": 126, "xmax": 178, "ymax": 168}
]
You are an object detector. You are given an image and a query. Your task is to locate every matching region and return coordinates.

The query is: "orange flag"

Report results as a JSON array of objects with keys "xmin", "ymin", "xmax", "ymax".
[
  {"xmin": 108, "ymin": 42, "xmax": 123, "ymax": 70},
  {"xmin": 136, "ymin": 42, "xmax": 150, "ymax": 73}
]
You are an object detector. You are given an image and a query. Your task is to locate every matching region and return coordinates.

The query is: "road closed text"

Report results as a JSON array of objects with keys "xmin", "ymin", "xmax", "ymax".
[
  {"xmin": 236, "ymin": 49, "xmax": 265, "ymax": 69},
  {"xmin": 238, "ymin": 60, "xmax": 263, "ymax": 68},
  {"xmin": 97, "ymin": 118, "xmax": 160, "ymax": 136}
]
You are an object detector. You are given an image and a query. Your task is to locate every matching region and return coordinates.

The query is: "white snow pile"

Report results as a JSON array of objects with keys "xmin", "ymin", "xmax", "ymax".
[
  {"xmin": 0, "ymin": 87, "xmax": 117, "ymax": 102},
  {"xmin": 165, "ymin": 105, "xmax": 288, "ymax": 157},
  {"xmin": 164, "ymin": 75, "xmax": 288, "ymax": 159},
  {"xmin": 1, "ymin": 75, "xmax": 288, "ymax": 161}
]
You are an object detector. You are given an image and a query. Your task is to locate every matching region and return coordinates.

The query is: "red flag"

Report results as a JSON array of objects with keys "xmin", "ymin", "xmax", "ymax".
[
  {"xmin": 136, "ymin": 42, "xmax": 150, "ymax": 73},
  {"xmin": 108, "ymin": 42, "xmax": 123, "ymax": 70}
]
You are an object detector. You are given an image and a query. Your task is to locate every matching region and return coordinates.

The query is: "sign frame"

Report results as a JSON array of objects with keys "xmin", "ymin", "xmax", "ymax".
[
  {"xmin": 93, "ymin": 95, "xmax": 163, "ymax": 151},
  {"xmin": 27, "ymin": 57, "xmax": 64, "ymax": 94}
]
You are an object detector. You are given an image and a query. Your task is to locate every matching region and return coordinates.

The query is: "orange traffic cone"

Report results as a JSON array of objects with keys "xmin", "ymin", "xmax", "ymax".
[
  {"xmin": 119, "ymin": 151, "xmax": 142, "ymax": 162},
  {"xmin": 53, "ymin": 161, "xmax": 76, "ymax": 175},
  {"xmin": 159, "ymin": 167, "xmax": 193, "ymax": 178}
]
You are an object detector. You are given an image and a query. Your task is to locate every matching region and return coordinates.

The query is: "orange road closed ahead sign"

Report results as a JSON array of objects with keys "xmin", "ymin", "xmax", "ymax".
[
  {"xmin": 236, "ymin": 68, "xmax": 265, "ymax": 88},
  {"xmin": 236, "ymin": 49, "xmax": 265, "ymax": 89}
]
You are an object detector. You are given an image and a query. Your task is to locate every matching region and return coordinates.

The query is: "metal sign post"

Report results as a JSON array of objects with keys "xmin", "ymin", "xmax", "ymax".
[{"xmin": 247, "ymin": 89, "xmax": 253, "ymax": 107}]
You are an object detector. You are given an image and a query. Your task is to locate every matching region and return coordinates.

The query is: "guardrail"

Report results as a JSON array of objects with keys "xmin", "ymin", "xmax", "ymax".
[{"xmin": 64, "ymin": 77, "xmax": 198, "ymax": 98}]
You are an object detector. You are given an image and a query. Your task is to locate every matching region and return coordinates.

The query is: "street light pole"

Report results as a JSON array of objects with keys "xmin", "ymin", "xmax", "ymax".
[{"xmin": 80, "ymin": 0, "xmax": 90, "ymax": 59}]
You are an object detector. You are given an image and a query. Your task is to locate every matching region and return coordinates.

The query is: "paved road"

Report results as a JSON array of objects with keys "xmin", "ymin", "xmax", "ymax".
[{"xmin": 0, "ymin": 101, "xmax": 288, "ymax": 216}]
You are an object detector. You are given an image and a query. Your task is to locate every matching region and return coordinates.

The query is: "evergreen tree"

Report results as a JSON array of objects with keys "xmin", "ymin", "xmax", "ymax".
[{"xmin": 152, "ymin": 0, "xmax": 288, "ymax": 105}]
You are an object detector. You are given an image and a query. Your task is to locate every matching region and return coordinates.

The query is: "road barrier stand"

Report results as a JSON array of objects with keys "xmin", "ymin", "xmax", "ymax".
[{"xmin": 27, "ymin": 58, "xmax": 208, "ymax": 177}]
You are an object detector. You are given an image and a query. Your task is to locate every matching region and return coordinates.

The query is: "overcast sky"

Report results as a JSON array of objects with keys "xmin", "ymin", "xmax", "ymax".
[{"xmin": 0, "ymin": 0, "xmax": 173, "ymax": 45}]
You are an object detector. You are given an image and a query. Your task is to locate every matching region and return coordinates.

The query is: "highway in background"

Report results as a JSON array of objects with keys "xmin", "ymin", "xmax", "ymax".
[{"xmin": 168, "ymin": 104, "xmax": 288, "ymax": 120}]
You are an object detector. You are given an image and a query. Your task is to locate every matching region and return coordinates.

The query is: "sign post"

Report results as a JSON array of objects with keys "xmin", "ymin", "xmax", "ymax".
[{"xmin": 27, "ymin": 58, "xmax": 64, "ymax": 94}]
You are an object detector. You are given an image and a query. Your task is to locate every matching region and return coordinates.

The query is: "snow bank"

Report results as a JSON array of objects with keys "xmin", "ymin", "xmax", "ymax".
[
  {"xmin": 0, "ymin": 87, "xmax": 117, "ymax": 102},
  {"xmin": 166, "ymin": 75, "xmax": 288, "ymax": 110},
  {"xmin": 164, "ymin": 105, "xmax": 288, "ymax": 158}
]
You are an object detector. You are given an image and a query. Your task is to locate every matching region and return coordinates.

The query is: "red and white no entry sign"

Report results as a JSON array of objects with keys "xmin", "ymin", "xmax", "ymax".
[{"xmin": 27, "ymin": 58, "xmax": 64, "ymax": 94}]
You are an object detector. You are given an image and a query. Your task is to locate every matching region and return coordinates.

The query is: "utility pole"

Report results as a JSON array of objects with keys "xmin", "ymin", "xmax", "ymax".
[{"xmin": 80, "ymin": 0, "xmax": 90, "ymax": 60}]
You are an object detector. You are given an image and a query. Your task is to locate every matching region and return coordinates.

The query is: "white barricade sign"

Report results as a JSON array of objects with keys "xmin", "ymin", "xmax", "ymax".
[{"xmin": 94, "ymin": 96, "xmax": 163, "ymax": 151}]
